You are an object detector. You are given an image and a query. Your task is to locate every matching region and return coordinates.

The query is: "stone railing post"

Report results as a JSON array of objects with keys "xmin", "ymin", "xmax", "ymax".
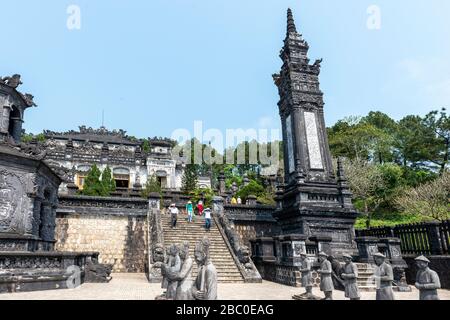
[
  {"xmin": 212, "ymin": 196, "xmax": 224, "ymax": 215},
  {"xmin": 146, "ymin": 192, "xmax": 164, "ymax": 283},
  {"xmin": 278, "ymin": 234, "xmax": 308, "ymax": 266},
  {"xmin": 246, "ymin": 195, "xmax": 257, "ymax": 206},
  {"xmin": 355, "ymin": 236, "xmax": 379, "ymax": 263},
  {"xmin": 309, "ymin": 235, "xmax": 333, "ymax": 256}
]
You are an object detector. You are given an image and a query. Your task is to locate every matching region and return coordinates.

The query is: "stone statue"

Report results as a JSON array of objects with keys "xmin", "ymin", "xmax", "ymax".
[
  {"xmin": 191, "ymin": 236, "xmax": 218, "ymax": 300},
  {"xmin": 313, "ymin": 58, "xmax": 323, "ymax": 68},
  {"xmin": 166, "ymin": 241, "xmax": 194, "ymax": 300},
  {"xmin": 373, "ymin": 252, "xmax": 395, "ymax": 300},
  {"xmin": 328, "ymin": 255, "xmax": 345, "ymax": 291},
  {"xmin": 157, "ymin": 244, "xmax": 181, "ymax": 300},
  {"xmin": 1, "ymin": 74, "xmax": 22, "ymax": 88},
  {"xmin": 317, "ymin": 252, "xmax": 334, "ymax": 300},
  {"xmin": 292, "ymin": 252, "xmax": 320, "ymax": 300},
  {"xmin": 84, "ymin": 260, "xmax": 114, "ymax": 283},
  {"xmin": 340, "ymin": 254, "xmax": 361, "ymax": 300},
  {"xmin": 414, "ymin": 255, "xmax": 440, "ymax": 300},
  {"xmin": 21, "ymin": 93, "xmax": 37, "ymax": 107}
]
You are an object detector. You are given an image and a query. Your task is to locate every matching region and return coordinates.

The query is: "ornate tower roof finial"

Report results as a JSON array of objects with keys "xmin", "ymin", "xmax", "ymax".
[{"xmin": 287, "ymin": 8, "xmax": 298, "ymax": 34}]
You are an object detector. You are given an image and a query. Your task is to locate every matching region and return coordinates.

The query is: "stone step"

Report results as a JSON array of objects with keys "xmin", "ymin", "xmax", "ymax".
[{"xmin": 160, "ymin": 212, "xmax": 244, "ymax": 283}]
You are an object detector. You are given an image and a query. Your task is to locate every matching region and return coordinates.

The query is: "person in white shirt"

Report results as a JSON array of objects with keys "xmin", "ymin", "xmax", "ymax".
[
  {"xmin": 204, "ymin": 208, "xmax": 212, "ymax": 231},
  {"xmin": 168, "ymin": 203, "xmax": 179, "ymax": 228}
]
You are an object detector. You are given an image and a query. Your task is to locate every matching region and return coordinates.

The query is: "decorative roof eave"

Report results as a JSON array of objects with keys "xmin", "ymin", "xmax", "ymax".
[
  {"xmin": 43, "ymin": 126, "xmax": 143, "ymax": 146},
  {"xmin": 0, "ymin": 78, "xmax": 37, "ymax": 109}
]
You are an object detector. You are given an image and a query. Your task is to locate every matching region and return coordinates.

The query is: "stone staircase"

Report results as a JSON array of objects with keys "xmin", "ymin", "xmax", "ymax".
[
  {"xmin": 355, "ymin": 263, "xmax": 376, "ymax": 292},
  {"xmin": 161, "ymin": 214, "xmax": 244, "ymax": 283}
]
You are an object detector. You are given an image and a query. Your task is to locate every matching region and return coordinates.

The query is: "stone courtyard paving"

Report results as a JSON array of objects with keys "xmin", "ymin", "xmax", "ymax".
[{"xmin": 0, "ymin": 273, "xmax": 448, "ymax": 300}]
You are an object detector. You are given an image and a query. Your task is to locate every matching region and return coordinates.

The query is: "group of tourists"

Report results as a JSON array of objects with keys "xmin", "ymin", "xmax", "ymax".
[
  {"xmin": 167, "ymin": 200, "xmax": 212, "ymax": 231},
  {"xmin": 229, "ymin": 197, "xmax": 242, "ymax": 205}
]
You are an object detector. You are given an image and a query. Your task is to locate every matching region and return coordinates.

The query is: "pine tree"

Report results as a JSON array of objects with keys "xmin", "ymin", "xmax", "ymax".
[
  {"xmin": 101, "ymin": 166, "xmax": 116, "ymax": 195},
  {"xmin": 182, "ymin": 164, "xmax": 198, "ymax": 194},
  {"xmin": 82, "ymin": 164, "xmax": 103, "ymax": 196},
  {"xmin": 141, "ymin": 174, "xmax": 162, "ymax": 198}
]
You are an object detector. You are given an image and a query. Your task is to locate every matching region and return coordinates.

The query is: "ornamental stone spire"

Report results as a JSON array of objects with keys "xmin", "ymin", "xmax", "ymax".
[
  {"xmin": 287, "ymin": 8, "xmax": 298, "ymax": 34},
  {"xmin": 272, "ymin": 9, "xmax": 358, "ymax": 256}
]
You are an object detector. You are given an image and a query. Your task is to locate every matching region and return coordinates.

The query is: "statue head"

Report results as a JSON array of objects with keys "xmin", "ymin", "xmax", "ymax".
[
  {"xmin": 373, "ymin": 253, "xmax": 386, "ymax": 266},
  {"xmin": 194, "ymin": 236, "xmax": 210, "ymax": 266},
  {"xmin": 179, "ymin": 241, "xmax": 190, "ymax": 260},
  {"xmin": 342, "ymin": 254, "xmax": 353, "ymax": 264},
  {"xmin": 169, "ymin": 244, "xmax": 179, "ymax": 257},
  {"xmin": 415, "ymin": 255, "xmax": 430, "ymax": 270},
  {"xmin": 318, "ymin": 252, "xmax": 328, "ymax": 263}
]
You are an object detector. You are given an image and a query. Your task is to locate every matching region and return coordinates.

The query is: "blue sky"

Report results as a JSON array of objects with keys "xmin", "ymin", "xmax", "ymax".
[{"xmin": 2, "ymin": 0, "xmax": 450, "ymax": 144}]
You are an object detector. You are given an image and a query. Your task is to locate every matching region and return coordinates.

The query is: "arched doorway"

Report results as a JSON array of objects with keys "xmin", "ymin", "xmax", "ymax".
[{"xmin": 8, "ymin": 106, "xmax": 22, "ymax": 142}]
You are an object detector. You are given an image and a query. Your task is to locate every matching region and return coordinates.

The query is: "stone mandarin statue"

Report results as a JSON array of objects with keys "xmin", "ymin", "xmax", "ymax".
[
  {"xmin": 157, "ymin": 244, "xmax": 181, "ymax": 300},
  {"xmin": 317, "ymin": 252, "xmax": 334, "ymax": 300},
  {"xmin": 168, "ymin": 241, "xmax": 194, "ymax": 300},
  {"xmin": 191, "ymin": 237, "xmax": 218, "ymax": 300},
  {"xmin": 340, "ymin": 254, "xmax": 361, "ymax": 300},
  {"xmin": 292, "ymin": 252, "xmax": 320, "ymax": 300},
  {"xmin": 373, "ymin": 252, "xmax": 395, "ymax": 300},
  {"xmin": 414, "ymin": 255, "xmax": 441, "ymax": 300}
]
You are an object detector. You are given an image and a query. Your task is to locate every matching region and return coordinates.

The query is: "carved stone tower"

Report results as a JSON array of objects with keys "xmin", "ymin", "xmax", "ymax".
[{"xmin": 272, "ymin": 9, "xmax": 358, "ymax": 256}]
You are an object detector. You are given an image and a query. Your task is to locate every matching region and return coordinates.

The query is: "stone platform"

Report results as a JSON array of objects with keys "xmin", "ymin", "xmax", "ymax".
[
  {"xmin": 0, "ymin": 251, "xmax": 98, "ymax": 293},
  {"xmin": 0, "ymin": 273, "xmax": 448, "ymax": 300}
]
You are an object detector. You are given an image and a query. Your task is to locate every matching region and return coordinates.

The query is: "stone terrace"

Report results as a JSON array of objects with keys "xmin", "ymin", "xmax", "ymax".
[{"xmin": 0, "ymin": 273, "xmax": 449, "ymax": 300}]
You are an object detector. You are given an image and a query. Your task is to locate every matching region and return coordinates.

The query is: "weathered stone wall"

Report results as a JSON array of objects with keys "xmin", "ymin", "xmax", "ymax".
[
  {"xmin": 223, "ymin": 204, "xmax": 280, "ymax": 248},
  {"xmin": 234, "ymin": 222, "xmax": 281, "ymax": 248},
  {"xmin": 404, "ymin": 255, "xmax": 450, "ymax": 289},
  {"xmin": 55, "ymin": 195, "xmax": 148, "ymax": 273}
]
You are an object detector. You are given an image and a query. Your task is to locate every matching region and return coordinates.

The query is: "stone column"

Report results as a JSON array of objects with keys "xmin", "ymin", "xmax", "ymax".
[
  {"xmin": 212, "ymin": 196, "xmax": 224, "ymax": 215},
  {"xmin": 148, "ymin": 192, "xmax": 161, "ymax": 210},
  {"xmin": 246, "ymin": 195, "xmax": 257, "ymax": 206},
  {"xmin": 218, "ymin": 171, "xmax": 226, "ymax": 195}
]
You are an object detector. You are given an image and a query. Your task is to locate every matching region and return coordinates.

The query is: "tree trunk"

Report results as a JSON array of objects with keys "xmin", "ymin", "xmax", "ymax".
[
  {"xmin": 440, "ymin": 138, "xmax": 449, "ymax": 174},
  {"xmin": 364, "ymin": 202, "xmax": 371, "ymax": 229}
]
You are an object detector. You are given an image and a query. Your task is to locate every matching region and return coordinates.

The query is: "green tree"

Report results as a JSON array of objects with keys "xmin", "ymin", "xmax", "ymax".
[
  {"xmin": 237, "ymin": 180, "xmax": 266, "ymax": 201},
  {"xmin": 422, "ymin": 109, "xmax": 450, "ymax": 174},
  {"xmin": 141, "ymin": 174, "xmax": 162, "ymax": 198},
  {"xmin": 191, "ymin": 188, "xmax": 215, "ymax": 208},
  {"xmin": 101, "ymin": 166, "xmax": 116, "ymax": 195},
  {"xmin": 81, "ymin": 164, "xmax": 104, "ymax": 196},
  {"xmin": 395, "ymin": 115, "xmax": 434, "ymax": 168},
  {"xmin": 182, "ymin": 164, "xmax": 199, "ymax": 194},
  {"xmin": 21, "ymin": 132, "xmax": 46, "ymax": 143}
]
